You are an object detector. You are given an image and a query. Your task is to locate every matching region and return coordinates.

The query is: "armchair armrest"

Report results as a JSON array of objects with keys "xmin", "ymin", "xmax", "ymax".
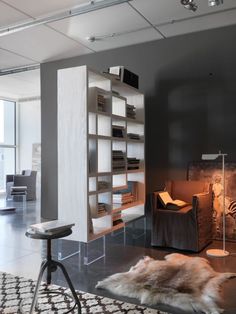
[
  {"xmin": 6, "ymin": 174, "xmax": 14, "ymax": 183},
  {"xmin": 152, "ymin": 190, "xmax": 165, "ymax": 212},
  {"xmin": 193, "ymin": 191, "xmax": 213, "ymax": 211}
]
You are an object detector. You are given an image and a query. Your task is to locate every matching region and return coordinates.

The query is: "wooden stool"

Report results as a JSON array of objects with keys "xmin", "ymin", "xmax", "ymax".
[{"xmin": 21, "ymin": 228, "xmax": 81, "ymax": 314}]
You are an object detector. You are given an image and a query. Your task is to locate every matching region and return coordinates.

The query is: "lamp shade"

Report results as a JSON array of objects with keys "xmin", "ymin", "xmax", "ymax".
[{"xmin": 201, "ymin": 154, "xmax": 220, "ymax": 160}]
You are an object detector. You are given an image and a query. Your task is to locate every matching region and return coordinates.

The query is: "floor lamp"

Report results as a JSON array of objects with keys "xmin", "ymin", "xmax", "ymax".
[{"xmin": 202, "ymin": 151, "xmax": 229, "ymax": 257}]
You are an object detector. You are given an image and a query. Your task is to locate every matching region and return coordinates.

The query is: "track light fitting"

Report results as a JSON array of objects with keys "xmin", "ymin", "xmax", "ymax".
[
  {"xmin": 180, "ymin": 0, "xmax": 198, "ymax": 12},
  {"xmin": 208, "ymin": 0, "xmax": 223, "ymax": 6},
  {"xmin": 181, "ymin": 0, "xmax": 224, "ymax": 11}
]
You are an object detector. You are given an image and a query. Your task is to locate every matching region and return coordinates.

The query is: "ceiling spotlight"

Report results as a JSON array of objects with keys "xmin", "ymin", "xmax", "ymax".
[
  {"xmin": 86, "ymin": 36, "xmax": 96, "ymax": 42},
  {"xmin": 86, "ymin": 33, "xmax": 115, "ymax": 43},
  {"xmin": 180, "ymin": 0, "xmax": 198, "ymax": 12},
  {"xmin": 208, "ymin": 0, "xmax": 223, "ymax": 7}
]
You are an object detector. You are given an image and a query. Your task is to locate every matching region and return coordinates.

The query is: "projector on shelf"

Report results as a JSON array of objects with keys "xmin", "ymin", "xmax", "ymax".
[{"xmin": 108, "ymin": 66, "xmax": 139, "ymax": 89}]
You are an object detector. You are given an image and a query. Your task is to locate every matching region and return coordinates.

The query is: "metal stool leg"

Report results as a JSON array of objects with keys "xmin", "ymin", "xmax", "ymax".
[
  {"xmin": 29, "ymin": 260, "xmax": 49, "ymax": 314},
  {"xmin": 54, "ymin": 260, "xmax": 82, "ymax": 314}
]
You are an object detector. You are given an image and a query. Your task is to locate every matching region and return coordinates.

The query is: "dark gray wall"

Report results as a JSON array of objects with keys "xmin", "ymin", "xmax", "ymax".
[{"xmin": 41, "ymin": 24, "xmax": 236, "ymax": 219}]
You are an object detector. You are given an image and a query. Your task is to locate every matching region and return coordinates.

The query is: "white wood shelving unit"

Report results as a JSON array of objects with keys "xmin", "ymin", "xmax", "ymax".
[{"xmin": 58, "ymin": 65, "xmax": 145, "ymax": 243}]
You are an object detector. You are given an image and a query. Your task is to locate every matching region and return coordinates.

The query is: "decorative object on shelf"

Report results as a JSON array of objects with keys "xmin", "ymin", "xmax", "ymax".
[
  {"xmin": 188, "ymin": 159, "xmax": 236, "ymax": 243},
  {"xmin": 108, "ymin": 66, "xmax": 139, "ymax": 89},
  {"xmin": 126, "ymin": 104, "xmax": 136, "ymax": 119},
  {"xmin": 201, "ymin": 152, "xmax": 229, "ymax": 257},
  {"xmin": 96, "ymin": 253, "xmax": 236, "ymax": 314}
]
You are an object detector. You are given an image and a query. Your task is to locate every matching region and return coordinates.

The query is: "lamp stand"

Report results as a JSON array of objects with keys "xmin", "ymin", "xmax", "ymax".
[{"xmin": 202, "ymin": 151, "xmax": 229, "ymax": 258}]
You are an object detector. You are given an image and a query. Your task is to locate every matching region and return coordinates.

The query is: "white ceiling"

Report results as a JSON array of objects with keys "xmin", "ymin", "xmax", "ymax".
[{"xmin": 0, "ymin": 0, "xmax": 236, "ymax": 98}]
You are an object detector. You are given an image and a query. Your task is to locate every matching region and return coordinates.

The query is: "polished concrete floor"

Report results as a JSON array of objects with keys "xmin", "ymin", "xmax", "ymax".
[{"xmin": 0, "ymin": 198, "xmax": 236, "ymax": 313}]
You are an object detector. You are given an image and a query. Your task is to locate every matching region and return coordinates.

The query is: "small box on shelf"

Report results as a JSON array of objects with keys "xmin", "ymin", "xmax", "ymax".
[{"xmin": 112, "ymin": 125, "xmax": 125, "ymax": 138}]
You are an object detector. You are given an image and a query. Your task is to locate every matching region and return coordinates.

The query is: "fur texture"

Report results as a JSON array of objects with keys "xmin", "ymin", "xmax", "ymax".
[{"xmin": 96, "ymin": 253, "xmax": 236, "ymax": 314}]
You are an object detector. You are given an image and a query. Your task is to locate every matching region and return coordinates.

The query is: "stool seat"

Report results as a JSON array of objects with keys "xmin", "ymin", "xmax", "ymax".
[{"xmin": 26, "ymin": 227, "xmax": 72, "ymax": 240}]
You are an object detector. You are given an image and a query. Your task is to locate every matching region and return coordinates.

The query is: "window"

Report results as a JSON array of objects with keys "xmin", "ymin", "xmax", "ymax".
[{"xmin": 0, "ymin": 99, "xmax": 16, "ymax": 192}]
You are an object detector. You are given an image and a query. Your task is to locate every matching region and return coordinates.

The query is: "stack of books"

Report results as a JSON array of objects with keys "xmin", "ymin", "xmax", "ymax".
[
  {"xmin": 112, "ymin": 211, "xmax": 123, "ymax": 226},
  {"xmin": 112, "ymin": 150, "xmax": 126, "ymax": 171},
  {"xmin": 112, "ymin": 125, "xmax": 125, "ymax": 138},
  {"xmin": 126, "ymin": 104, "xmax": 136, "ymax": 119},
  {"xmin": 127, "ymin": 157, "xmax": 140, "ymax": 170},
  {"xmin": 113, "ymin": 192, "xmax": 134, "ymax": 205},
  {"xmin": 98, "ymin": 181, "xmax": 110, "ymax": 191},
  {"xmin": 127, "ymin": 133, "xmax": 140, "ymax": 140},
  {"xmin": 30, "ymin": 221, "xmax": 75, "ymax": 235},
  {"xmin": 98, "ymin": 203, "xmax": 107, "ymax": 215},
  {"xmin": 97, "ymin": 94, "xmax": 106, "ymax": 112}
]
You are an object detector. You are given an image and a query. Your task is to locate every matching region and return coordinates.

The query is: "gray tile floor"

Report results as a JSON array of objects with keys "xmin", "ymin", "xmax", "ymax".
[{"xmin": 0, "ymin": 197, "xmax": 236, "ymax": 313}]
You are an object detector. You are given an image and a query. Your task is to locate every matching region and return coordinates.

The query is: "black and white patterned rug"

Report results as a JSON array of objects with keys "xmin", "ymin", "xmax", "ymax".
[{"xmin": 0, "ymin": 272, "xmax": 167, "ymax": 313}]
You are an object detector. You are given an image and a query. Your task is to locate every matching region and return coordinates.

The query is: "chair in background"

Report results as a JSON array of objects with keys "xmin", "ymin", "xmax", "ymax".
[
  {"xmin": 151, "ymin": 180, "xmax": 213, "ymax": 252},
  {"xmin": 6, "ymin": 170, "xmax": 37, "ymax": 201}
]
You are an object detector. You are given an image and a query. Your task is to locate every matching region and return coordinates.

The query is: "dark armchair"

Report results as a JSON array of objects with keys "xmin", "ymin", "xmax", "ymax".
[
  {"xmin": 151, "ymin": 180, "xmax": 213, "ymax": 252},
  {"xmin": 6, "ymin": 170, "xmax": 37, "ymax": 201}
]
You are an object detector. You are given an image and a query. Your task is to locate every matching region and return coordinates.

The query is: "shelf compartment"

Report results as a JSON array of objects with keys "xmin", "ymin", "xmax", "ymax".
[
  {"xmin": 112, "ymin": 95, "xmax": 126, "ymax": 117},
  {"xmin": 88, "ymin": 70, "xmax": 111, "ymax": 92},
  {"xmin": 89, "ymin": 177, "xmax": 96, "ymax": 193},
  {"xmin": 90, "ymin": 221, "xmax": 125, "ymax": 241},
  {"xmin": 89, "ymin": 138, "xmax": 97, "ymax": 174},
  {"xmin": 112, "ymin": 200, "xmax": 144, "ymax": 213},
  {"xmin": 97, "ymin": 114, "xmax": 111, "ymax": 137},
  {"xmin": 127, "ymin": 121, "xmax": 144, "ymax": 137},
  {"xmin": 112, "ymin": 173, "xmax": 127, "ymax": 188},
  {"xmin": 98, "ymin": 191, "xmax": 112, "ymax": 213},
  {"xmin": 98, "ymin": 175, "xmax": 111, "ymax": 192},
  {"xmin": 121, "ymin": 204, "xmax": 145, "ymax": 223},
  {"xmin": 92, "ymin": 215, "xmax": 113, "ymax": 235},
  {"xmin": 89, "ymin": 87, "xmax": 111, "ymax": 114},
  {"xmin": 98, "ymin": 139, "xmax": 111, "ymax": 173},
  {"xmin": 88, "ymin": 112, "xmax": 96, "ymax": 135},
  {"xmin": 89, "ymin": 194, "xmax": 97, "ymax": 218}
]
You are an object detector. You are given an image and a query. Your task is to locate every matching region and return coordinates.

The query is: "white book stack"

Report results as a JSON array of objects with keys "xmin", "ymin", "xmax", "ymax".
[{"xmin": 30, "ymin": 220, "xmax": 75, "ymax": 235}]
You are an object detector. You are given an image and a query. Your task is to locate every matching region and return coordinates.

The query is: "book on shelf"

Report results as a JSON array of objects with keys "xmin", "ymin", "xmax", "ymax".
[
  {"xmin": 113, "ymin": 192, "xmax": 134, "ymax": 204},
  {"xmin": 127, "ymin": 157, "xmax": 140, "ymax": 170},
  {"xmin": 127, "ymin": 133, "xmax": 141, "ymax": 140},
  {"xmin": 113, "ymin": 218, "xmax": 123, "ymax": 226},
  {"xmin": 158, "ymin": 191, "xmax": 189, "ymax": 210},
  {"xmin": 113, "ymin": 182, "xmax": 138, "ymax": 204},
  {"xmin": 98, "ymin": 181, "xmax": 110, "ymax": 190},
  {"xmin": 112, "ymin": 211, "xmax": 122, "ymax": 221},
  {"xmin": 97, "ymin": 94, "xmax": 106, "ymax": 112},
  {"xmin": 112, "ymin": 150, "xmax": 126, "ymax": 171},
  {"xmin": 30, "ymin": 220, "xmax": 75, "ymax": 235},
  {"xmin": 98, "ymin": 203, "xmax": 107, "ymax": 215}
]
